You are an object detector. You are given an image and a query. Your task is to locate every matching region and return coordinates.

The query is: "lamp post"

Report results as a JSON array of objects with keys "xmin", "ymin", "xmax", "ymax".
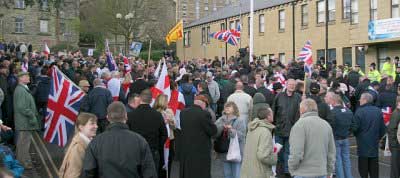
[{"xmin": 115, "ymin": 12, "xmax": 134, "ymax": 55}]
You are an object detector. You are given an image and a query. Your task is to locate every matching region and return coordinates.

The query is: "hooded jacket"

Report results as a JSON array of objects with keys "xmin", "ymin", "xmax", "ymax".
[
  {"xmin": 241, "ymin": 119, "xmax": 277, "ymax": 178},
  {"xmin": 251, "ymin": 93, "xmax": 270, "ymax": 122}
]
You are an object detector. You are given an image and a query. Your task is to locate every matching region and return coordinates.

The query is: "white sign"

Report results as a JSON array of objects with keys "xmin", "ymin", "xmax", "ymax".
[{"xmin": 88, "ymin": 49, "xmax": 94, "ymax": 56}]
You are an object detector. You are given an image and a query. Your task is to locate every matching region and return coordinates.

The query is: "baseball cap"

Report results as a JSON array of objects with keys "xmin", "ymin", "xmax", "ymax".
[
  {"xmin": 309, "ymin": 82, "xmax": 320, "ymax": 94},
  {"xmin": 17, "ymin": 72, "xmax": 29, "ymax": 78}
]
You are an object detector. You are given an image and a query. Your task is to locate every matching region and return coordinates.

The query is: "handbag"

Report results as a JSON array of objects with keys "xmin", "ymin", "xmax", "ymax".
[
  {"xmin": 214, "ymin": 129, "xmax": 230, "ymax": 153},
  {"xmin": 226, "ymin": 133, "xmax": 241, "ymax": 162}
]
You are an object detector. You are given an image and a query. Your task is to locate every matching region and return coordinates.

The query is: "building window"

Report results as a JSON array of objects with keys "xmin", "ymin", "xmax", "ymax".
[
  {"xmin": 41, "ymin": 0, "xmax": 49, "ymax": 10},
  {"xmin": 259, "ymin": 14, "xmax": 265, "ymax": 33},
  {"xmin": 351, "ymin": 0, "xmax": 359, "ymax": 24},
  {"xmin": 317, "ymin": 49, "xmax": 325, "ymax": 60},
  {"xmin": 235, "ymin": 19, "xmax": 240, "ymax": 29},
  {"xmin": 343, "ymin": 0, "xmax": 351, "ymax": 19},
  {"xmin": 279, "ymin": 10, "xmax": 285, "ymax": 30},
  {"xmin": 40, "ymin": 20, "xmax": 48, "ymax": 33},
  {"xmin": 317, "ymin": 0, "xmax": 325, "ymax": 23},
  {"xmin": 201, "ymin": 27, "xmax": 206, "ymax": 44},
  {"xmin": 279, "ymin": 53, "xmax": 286, "ymax": 63},
  {"xmin": 184, "ymin": 32, "xmax": 188, "ymax": 46},
  {"xmin": 301, "ymin": 4, "xmax": 309, "ymax": 27},
  {"xmin": 188, "ymin": 31, "xmax": 191, "ymax": 46},
  {"xmin": 327, "ymin": 48, "xmax": 336, "ymax": 62},
  {"xmin": 229, "ymin": 21, "xmax": 235, "ymax": 30},
  {"xmin": 15, "ymin": 17, "xmax": 24, "ymax": 33},
  {"xmin": 392, "ymin": 0, "xmax": 399, "ymax": 18},
  {"xmin": 343, "ymin": 47, "xmax": 352, "ymax": 66},
  {"xmin": 206, "ymin": 26, "xmax": 210, "ymax": 43},
  {"xmin": 370, "ymin": 0, "xmax": 377, "ymax": 21},
  {"xmin": 220, "ymin": 23, "xmax": 225, "ymax": 30},
  {"xmin": 328, "ymin": 0, "xmax": 335, "ymax": 21},
  {"xmin": 15, "ymin": 0, "xmax": 25, "ymax": 8},
  {"xmin": 268, "ymin": 54, "xmax": 275, "ymax": 61}
]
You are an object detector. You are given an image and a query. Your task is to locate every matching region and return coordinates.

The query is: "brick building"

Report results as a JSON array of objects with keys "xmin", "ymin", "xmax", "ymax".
[
  {"xmin": 0, "ymin": 0, "xmax": 80, "ymax": 50},
  {"xmin": 177, "ymin": 0, "xmax": 400, "ymax": 71}
]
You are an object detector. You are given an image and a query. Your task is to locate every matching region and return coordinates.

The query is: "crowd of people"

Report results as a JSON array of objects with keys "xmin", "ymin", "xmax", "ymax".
[{"xmin": 0, "ymin": 42, "xmax": 399, "ymax": 178}]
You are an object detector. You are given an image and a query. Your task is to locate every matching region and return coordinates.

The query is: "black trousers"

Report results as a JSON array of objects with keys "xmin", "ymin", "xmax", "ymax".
[
  {"xmin": 358, "ymin": 157, "xmax": 379, "ymax": 178},
  {"xmin": 390, "ymin": 148, "xmax": 400, "ymax": 178}
]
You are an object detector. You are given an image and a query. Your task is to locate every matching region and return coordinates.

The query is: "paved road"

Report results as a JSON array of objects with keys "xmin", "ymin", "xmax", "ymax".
[{"xmin": 25, "ymin": 134, "xmax": 392, "ymax": 178}]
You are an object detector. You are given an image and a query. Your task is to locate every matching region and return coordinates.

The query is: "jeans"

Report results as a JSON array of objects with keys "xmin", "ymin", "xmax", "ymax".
[
  {"xmin": 335, "ymin": 139, "xmax": 353, "ymax": 178},
  {"xmin": 223, "ymin": 161, "xmax": 241, "ymax": 178},
  {"xmin": 275, "ymin": 136, "xmax": 290, "ymax": 174},
  {"xmin": 358, "ymin": 157, "xmax": 379, "ymax": 178},
  {"xmin": 294, "ymin": 176, "xmax": 326, "ymax": 178}
]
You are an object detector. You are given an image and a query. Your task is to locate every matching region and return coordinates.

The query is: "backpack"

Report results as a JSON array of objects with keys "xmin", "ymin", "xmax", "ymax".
[{"xmin": 214, "ymin": 129, "xmax": 230, "ymax": 153}]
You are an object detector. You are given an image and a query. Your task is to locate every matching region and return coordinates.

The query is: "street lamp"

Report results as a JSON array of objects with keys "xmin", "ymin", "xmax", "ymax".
[{"xmin": 115, "ymin": 12, "xmax": 134, "ymax": 55}]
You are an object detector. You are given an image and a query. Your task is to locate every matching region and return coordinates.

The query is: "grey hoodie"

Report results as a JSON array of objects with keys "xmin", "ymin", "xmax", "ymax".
[{"xmin": 251, "ymin": 93, "xmax": 270, "ymax": 121}]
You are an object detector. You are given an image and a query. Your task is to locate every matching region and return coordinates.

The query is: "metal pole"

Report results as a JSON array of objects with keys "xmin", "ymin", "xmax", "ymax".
[
  {"xmin": 292, "ymin": 2, "xmax": 296, "ymax": 61},
  {"xmin": 225, "ymin": 19, "xmax": 228, "ymax": 61},
  {"xmin": 239, "ymin": 0, "xmax": 242, "ymax": 48},
  {"xmin": 249, "ymin": 0, "xmax": 254, "ymax": 63},
  {"xmin": 325, "ymin": 0, "xmax": 329, "ymax": 65}
]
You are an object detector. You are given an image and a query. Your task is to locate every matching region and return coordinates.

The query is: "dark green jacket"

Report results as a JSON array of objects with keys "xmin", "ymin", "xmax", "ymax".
[
  {"xmin": 388, "ymin": 109, "xmax": 400, "ymax": 149},
  {"xmin": 13, "ymin": 84, "xmax": 39, "ymax": 131}
]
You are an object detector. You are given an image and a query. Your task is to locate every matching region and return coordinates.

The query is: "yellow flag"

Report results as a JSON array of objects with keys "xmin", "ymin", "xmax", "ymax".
[{"xmin": 166, "ymin": 20, "xmax": 183, "ymax": 46}]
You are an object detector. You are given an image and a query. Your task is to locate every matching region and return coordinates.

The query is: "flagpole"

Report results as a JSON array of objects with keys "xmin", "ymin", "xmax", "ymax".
[
  {"xmin": 249, "ymin": 0, "xmax": 254, "ymax": 63},
  {"xmin": 146, "ymin": 39, "xmax": 152, "ymax": 81}
]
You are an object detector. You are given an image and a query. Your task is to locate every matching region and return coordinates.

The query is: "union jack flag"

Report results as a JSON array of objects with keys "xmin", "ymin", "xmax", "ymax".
[
  {"xmin": 44, "ymin": 67, "xmax": 85, "ymax": 147},
  {"xmin": 209, "ymin": 25, "xmax": 241, "ymax": 46},
  {"xmin": 297, "ymin": 40, "xmax": 313, "ymax": 75},
  {"xmin": 105, "ymin": 39, "xmax": 117, "ymax": 71}
]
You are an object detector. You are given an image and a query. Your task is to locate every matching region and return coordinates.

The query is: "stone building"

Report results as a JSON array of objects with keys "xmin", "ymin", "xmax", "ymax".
[
  {"xmin": 176, "ymin": 0, "xmax": 238, "ymax": 26},
  {"xmin": 177, "ymin": 0, "xmax": 400, "ymax": 72},
  {"xmin": 0, "ymin": 0, "xmax": 80, "ymax": 50}
]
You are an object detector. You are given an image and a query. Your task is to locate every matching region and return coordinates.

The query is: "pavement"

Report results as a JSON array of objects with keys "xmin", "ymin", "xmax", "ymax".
[{"xmin": 25, "ymin": 135, "xmax": 392, "ymax": 178}]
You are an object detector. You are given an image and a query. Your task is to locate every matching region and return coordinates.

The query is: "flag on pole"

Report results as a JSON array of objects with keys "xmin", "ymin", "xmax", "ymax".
[
  {"xmin": 297, "ymin": 40, "xmax": 313, "ymax": 75},
  {"xmin": 154, "ymin": 60, "xmax": 162, "ymax": 78},
  {"xmin": 166, "ymin": 20, "xmax": 183, "ymax": 46},
  {"xmin": 44, "ymin": 67, "xmax": 85, "ymax": 147},
  {"xmin": 43, "ymin": 43, "xmax": 50, "ymax": 55},
  {"xmin": 209, "ymin": 28, "xmax": 240, "ymax": 46},
  {"xmin": 105, "ymin": 39, "xmax": 117, "ymax": 71},
  {"xmin": 150, "ymin": 59, "xmax": 171, "ymax": 100}
]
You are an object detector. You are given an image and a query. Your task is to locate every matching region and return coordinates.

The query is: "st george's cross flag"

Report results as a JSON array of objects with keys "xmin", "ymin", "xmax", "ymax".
[
  {"xmin": 44, "ymin": 67, "xmax": 85, "ymax": 147},
  {"xmin": 43, "ymin": 43, "xmax": 50, "ymax": 55}
]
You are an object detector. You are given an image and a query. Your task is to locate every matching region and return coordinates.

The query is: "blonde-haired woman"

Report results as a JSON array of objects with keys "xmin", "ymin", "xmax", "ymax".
[
  {"xmin": 59, "ymin": 113, "xmax": 98, "ymax": 178},
  {"xmin": 215, "ymin": 101, "xmax": 246, "ymax": 178},
  {"xmin": 153, "ymin": 94, "xmax": 176, "ymax": 177}
]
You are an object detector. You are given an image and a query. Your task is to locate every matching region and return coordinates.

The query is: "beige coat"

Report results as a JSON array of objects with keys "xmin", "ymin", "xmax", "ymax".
[
  {"xmin": 241, "ymin": 118, "xmax": 277, "ymax": 178},
  {"xmin": 59, "ymin": 134, "xmax": 89, "ymax": 178}
]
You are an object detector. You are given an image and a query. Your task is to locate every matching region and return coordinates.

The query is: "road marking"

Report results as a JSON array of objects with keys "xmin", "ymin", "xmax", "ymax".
[
  {"xmin": 31, "ymin": 135, "xmax": 53, "ymax": 178},
  {"xmin": 33, "ymin": 132, "xmax": 59, "ymax": 175}
]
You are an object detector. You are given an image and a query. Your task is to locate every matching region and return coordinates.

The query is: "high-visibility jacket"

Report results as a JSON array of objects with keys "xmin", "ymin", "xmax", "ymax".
[
  {"xmin": 368, "ymin": 70, "xmax": 381, "ymax": 82},
  {"xmin": 381, "ymin": 62, "xmax": 395, "ymax": 78}
]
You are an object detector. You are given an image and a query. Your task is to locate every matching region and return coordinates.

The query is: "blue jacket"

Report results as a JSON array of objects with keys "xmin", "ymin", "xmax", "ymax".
[
  {"xmin": 0, "ymin": 145, "xmax": 24, "ymax": 177},
  {"xmin": 353, "ymin": 104, "xmax": 386, "ymax": 157},
  {"xmin": 331, "ymin": 106, "xmax": 354, "ymax": 139},
  {"xmin": 80, "ymin": 86, "xmax": 113, "ymax": 120}
]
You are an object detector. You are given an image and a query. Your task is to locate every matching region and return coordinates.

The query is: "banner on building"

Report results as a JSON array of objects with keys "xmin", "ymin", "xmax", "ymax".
[
  {"xmin": 369, "ymin": 18, "xmax": 400, "ymax": 40},
  {"xmin": 130, "ymin": 42, "xmax": 143, "ymax": 57}
]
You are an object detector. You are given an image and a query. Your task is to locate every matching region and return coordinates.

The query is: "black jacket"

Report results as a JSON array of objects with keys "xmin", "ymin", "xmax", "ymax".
[
  {"xmin": 272, "ymin": 91, "xmax": 301, "ymax": 137},
  {"xmin": 353, "ymin": 103, "xmax": 386, "ymax": 157},
  {"xmin": 257, "ymin": 86, "xmax": 275, "ymax": 107},
  {"xmin": 243, "ymin": 85, "xmax": 257, "ymax": 97},
  {"xmin": 81, "ymin": 122, "xmax": 157, "ymax": 178},
  {"xmin": 178, "ymin": 105, "xmax": 217, "ymax": 178},
  {"xmin": 347, "ymin": 70, "xmax": 361, "ymax": 88},
  {"xmin": 129, "ymin": 79, "xmax": 149, "ymax": 95},
  {"xmin": 34, "ymin": 75, "xmax": 51, "ymax": 102},
  {"xmin": 80, "ymin": 86, "xmax": 113, "ymax": 119},
  {"xmin": 127, "ymin": 104, "xmax": 167, "ymax": 152},
  {"xmin": 307, "ymin": 94, "xmax": 332, "ymax": 125},
  {"xmin": 331, "ymin": 105, "xmax": 354, "ymax": 139}
]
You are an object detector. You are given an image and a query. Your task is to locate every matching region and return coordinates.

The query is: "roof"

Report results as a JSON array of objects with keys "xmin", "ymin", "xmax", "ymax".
[{"xmin": 186, "ymin": 0, "xmax": 294, "ymax": 28}]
